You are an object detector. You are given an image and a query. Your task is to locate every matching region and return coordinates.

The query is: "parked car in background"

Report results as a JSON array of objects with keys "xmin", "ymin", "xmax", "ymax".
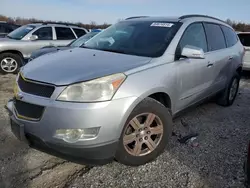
[
  {"xmin": 237, "ymin": 32, "xmax": 250, "ymax": 71},
  {"xmin": 29, "ymin": 30, "xmax": 101, "ymax": 61},
  {"xmin": 6, "ymin": 15, "xmax": 243, "ymax": 166},
  {"xmin": 0, "ymin": 21, "xmax": 20, "ymax": 38},
  {"xmin": 0, "ymin": 23, "xmax": 88, "ymax": 74}
]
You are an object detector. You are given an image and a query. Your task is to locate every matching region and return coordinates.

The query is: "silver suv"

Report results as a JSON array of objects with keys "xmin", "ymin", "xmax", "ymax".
[
  {"xmin": 0, "ymin": 23, "xmax": 88, "ymax": 74},
  {"xmin": 6, "ymin": 15, "xmax": 244, "ymax": 166}
]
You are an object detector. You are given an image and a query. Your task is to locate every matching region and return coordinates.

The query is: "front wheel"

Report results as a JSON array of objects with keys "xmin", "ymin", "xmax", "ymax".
[
  {"xmin": 216, "ymin": 73, "xmax": 240, "ymax": 106},
  {"xmin": 0, "ymin": 53, "xmax": 22, "ymax": 74},
  {"xmin": 115, "ymin": 97, "xmax": 173, "ymax": 166}
]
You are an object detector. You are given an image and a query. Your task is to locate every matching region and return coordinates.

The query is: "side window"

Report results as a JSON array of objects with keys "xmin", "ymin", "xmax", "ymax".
[
  {"xmin": 204, "ymin": 23, "xmax": 226, "ymax": 51},
  {"xmin": 238, "ymin": 33, "xmax": 250, "ymax": 47},
  {"xmin": 0, "ymin": 24, "xmax": 5, "ymax": 33},
  {"xmin": 33, "ymin": 27, "xmax": 53, "ymax": 40},
  {"xmin": 55, "ymin": 27, "xmax": 76, "ymax": 40},
  {"xmin": 179, "ymin": 23, "xmax": 208, "ymax": 53},
  {"xmin": 73, "ymin": 28, "xmax": 86, "ymax": 37},
  {"xmin": 221, "ymin": 26, "xmax": 238, "ymax": 47}
]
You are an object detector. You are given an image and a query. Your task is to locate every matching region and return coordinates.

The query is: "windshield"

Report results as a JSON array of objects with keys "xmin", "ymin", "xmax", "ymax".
[
  {"xmin": 7, "ymin": 25, "xmax": 36, "ymax": 40},
  {"xmin": 83, "ymin": 21, "xmax": 181, "ymax": 57},
  {"xmin": 70, "ymin": 32, "xmax": 100, "ymax": 47}
]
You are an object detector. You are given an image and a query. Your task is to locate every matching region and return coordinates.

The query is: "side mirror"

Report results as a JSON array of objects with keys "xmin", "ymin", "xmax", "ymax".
[
  {"xmin": 181, "ymin": 45, "xmax": 205, "ymax": 59},
  {"xmin": 30, "ymin": 35, "xmax": 38, "ymax": 41}
]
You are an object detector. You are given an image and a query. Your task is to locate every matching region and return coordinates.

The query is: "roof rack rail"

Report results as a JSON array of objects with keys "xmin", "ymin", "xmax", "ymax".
[
  {"xmin": 32, "ymin": 22, "xmax": 81, "ymax": 27},
  {"xmin": 125, "ymin": 16, "xmax": 149, "ymax": 20},
  {"xmin": 179, "ymin": 14, "xmax": 226, "ymax": 23}
]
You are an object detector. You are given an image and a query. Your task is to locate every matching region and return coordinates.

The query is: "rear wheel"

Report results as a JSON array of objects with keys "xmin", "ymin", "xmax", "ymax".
[
  {"xmin": 115, "ymin": 97, "xmax": 172, "ymax": 166},
  {"xmin": 216, "ymin": 73, "xmax": 240, "ymax": 106},
  {"xmin": 0, "ymin": 53, "xmax": 22, "ymax": 74}
]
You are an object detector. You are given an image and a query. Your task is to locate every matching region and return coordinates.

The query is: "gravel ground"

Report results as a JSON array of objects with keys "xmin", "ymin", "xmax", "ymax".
[{"xmin": 0, "ymin": 73, "xmax": 250, "ymax": 188}]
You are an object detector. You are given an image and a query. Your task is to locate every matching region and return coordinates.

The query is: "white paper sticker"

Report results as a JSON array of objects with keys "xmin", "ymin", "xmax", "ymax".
[
  {"xmin": 150, "ymin": 22, "xmax": 174, "ymax": 27},
  {"xmin": 26, "ymin": 27, "xmax": 34, "ymax": 30}
]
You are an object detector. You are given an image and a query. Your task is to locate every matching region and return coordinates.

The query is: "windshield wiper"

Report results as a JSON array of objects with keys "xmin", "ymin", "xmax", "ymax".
[
  {"xmin": 99, "ymin": 48, "xmax": 127, "ymax": 54},
  {"xmin": 6, "ymin": 35, "xmax": 13, "ymax": 39},
  {"xmin": 80, "ymin": 45, "xmax": 93, "ymax": 49}
]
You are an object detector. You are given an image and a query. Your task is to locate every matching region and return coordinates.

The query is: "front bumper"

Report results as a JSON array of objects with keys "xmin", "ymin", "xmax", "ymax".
[{"xmin": 6, "ymin": 95, "xmax": 138, "ymax": 164}]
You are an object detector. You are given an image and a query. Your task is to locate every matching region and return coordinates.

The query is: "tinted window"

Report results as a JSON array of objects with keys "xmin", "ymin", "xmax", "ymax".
[
  {"xmin": 7, "ymin": 25, "xmax": 36, "ymax": 40},
  {"xmin": 238, "ymin": 33, "xmax": 250, "ymax": 47},
  {"xmin": 73, "ymin": 28, "xmax": 86, "ymax": 37},
  {"xmin": 0, "ymin": 23, "xmax": 13, "ymax": 33},
  {"xmin": 84, "ymin": 21, "xmax": 182, "ymax": 57},
  {"xmin": 179, "ymin": 23, "xmax": 207, "ymax": 53},
  {"xmin": 33, "ymin": 27, "xmax": 52, "ymax": 40},
  {"xmin": 0, "ymin": 24, "xmax": 5, "ymax": 33},
  {"xmin": 221, "ymin": 26, "xmax": 238, "ymax": 47},
  {"xmin": 55, "ymin": 27, "xmax": 76, "ymax": 40},
  {"xmin": 204, "ymin": 23, "xmax": 226, "ymax": 51},
  {"xmin": 70, "ymin": 32, "xmax": 99, "ymax": 47}
]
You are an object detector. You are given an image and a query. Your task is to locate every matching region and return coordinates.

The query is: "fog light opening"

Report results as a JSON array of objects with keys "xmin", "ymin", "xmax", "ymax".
[{"xmin": 54, "ymin": 128, "xmax": 100, "ymax": 143}]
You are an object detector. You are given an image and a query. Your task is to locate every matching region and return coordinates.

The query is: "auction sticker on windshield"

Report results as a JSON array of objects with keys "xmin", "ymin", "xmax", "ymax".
[{"xmin": 150, "ymin": 23, "xmax": 174, "ymax": 27}]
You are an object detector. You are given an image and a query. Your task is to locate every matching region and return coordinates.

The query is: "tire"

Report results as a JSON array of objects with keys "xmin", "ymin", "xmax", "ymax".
[
  {"xmin": 0, "ymin": 53, "xmax": 22, "ymax": 74},
  {"xmin": 115, "ymin": 97, "xmax": 173, "ymax": 166},
  {"xmin": 216, "ymin": 72, "xmax": 240, "ymax": 106}
]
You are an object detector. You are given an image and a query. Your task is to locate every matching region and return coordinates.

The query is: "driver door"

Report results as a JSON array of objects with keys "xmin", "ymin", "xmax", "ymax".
[{"xmin": 24, "ymin": 26, "xmax": 54, "ymax": 57}]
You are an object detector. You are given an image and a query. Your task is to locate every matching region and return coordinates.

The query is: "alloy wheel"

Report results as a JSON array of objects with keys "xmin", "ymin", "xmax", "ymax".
[
  {"xmin": 0, "ymin": 57, "xmax": 18, "ymax": 73},
  {"xmin": 123, "ymin": 113, "xmax": 164, "ymax": 156}
]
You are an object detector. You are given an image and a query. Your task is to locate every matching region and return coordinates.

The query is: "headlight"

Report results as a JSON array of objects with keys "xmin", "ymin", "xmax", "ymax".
[{"xmin": 57, "ymin": 73, "xmax": 126, "ymax": 102}]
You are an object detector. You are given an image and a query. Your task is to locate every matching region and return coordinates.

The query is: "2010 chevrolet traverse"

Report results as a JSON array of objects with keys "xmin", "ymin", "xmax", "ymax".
[{"xmin": 6, "ymin": 15, "xmax": 244, "ymax": 166}]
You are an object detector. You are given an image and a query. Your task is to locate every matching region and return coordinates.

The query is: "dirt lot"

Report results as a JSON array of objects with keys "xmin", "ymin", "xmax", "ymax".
[{"xmin": 0, "ymin": 73, "xmax": 250, "ymax": 188}]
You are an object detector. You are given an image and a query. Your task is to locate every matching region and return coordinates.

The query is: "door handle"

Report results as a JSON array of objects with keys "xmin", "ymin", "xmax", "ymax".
[{"xmin": 207, "ymin": 62, "xmax": 214, "ymax": 68}]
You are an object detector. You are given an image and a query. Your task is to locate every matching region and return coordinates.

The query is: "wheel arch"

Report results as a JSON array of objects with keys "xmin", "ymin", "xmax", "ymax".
[
  {"xmin": 236, "ymin": 66, "xmax": 242, "ymax": 75},
  {"xmin": 117, "ymin": 88, "xmax": 173, "ymax": 137},
  {"xmin": 0, "ymin": 50, "xmax": 24, "ymax": 60}
]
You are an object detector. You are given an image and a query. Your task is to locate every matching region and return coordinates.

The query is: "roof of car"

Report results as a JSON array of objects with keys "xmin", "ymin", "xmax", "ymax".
[
  {"xmin": 124, "ymin": 16, "xmax": 180, "ymax": 22},
  {"xmin": 124, "ymin": 15, "xmax": 227, "ymax": 25},
  {"xmin": 27, "ymin": 23, "xmax": 85, "ymax": 29}
]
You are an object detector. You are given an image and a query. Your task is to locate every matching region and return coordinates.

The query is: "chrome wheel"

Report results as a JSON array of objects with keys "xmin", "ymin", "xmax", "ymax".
[
  {"xmin": 123, "ymin": 113, "xmax": 164, "ymax": 156},
  {"xmin": 229, "ymin": 78, "xmax": 238, "ymax": 101},
  {"xmin": 0, "ymin": 57, "xmax": 18, "ymax": 73}
]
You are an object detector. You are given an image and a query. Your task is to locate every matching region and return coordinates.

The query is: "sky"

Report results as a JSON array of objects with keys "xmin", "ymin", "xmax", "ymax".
[{"xmin": 1, "ymin": 0, "xmax": 250, "ymax": 24}]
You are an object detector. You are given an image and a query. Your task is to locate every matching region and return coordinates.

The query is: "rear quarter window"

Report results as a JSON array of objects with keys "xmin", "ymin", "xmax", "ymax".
[
  {"xmin": 238, "ymin": 33, "xmax": 250, "ymax": 47},
  {"xmin": 73, "ymin": 28, "xmax": 87, "ymax": 37},
  {"xmin": 55, "ymin": 27, "xmax": 76, "ymax": 40},
  {"xmin": 204, "ymin": 23, "xmax": 226, "ymax": 51},
  {"xmin": 221, "ymin": 26, "xmax": 238, "ymax": 47}
]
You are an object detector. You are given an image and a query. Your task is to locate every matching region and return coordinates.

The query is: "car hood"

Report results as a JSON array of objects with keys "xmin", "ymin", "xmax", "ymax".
[
  {"xmin": 31, "ymin": 46, "xmax": 72, "ymax": 59},
  {"xmin": 0, "ymin": 37, "xmax": 17, "ymax": 44},
  {"xmin": 22, "ymin": 48, "xmax": 152, "ymax": 85}
]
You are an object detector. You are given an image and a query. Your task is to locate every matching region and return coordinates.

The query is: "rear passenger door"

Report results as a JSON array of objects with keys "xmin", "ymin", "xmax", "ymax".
[
  {"xmin": 203, "ymin": 23, "xmax": 231, "ymax": 92},
  {"xmin": 175, "ymin": 23, "xmax": 214, "ymax": 110},
  {"xmin": 53, "ymin": 27, "xmax": 76, "ymax": 46}
]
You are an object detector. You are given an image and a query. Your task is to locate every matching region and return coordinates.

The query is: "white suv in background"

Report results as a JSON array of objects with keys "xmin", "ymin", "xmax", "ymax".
[
  {"xmin": 238, "ymin": 32, "xmax": 250, "ymax": 71},
  {"xmin": 0, "ymin": 23, "xmax": 88, "ymax": 74}
]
